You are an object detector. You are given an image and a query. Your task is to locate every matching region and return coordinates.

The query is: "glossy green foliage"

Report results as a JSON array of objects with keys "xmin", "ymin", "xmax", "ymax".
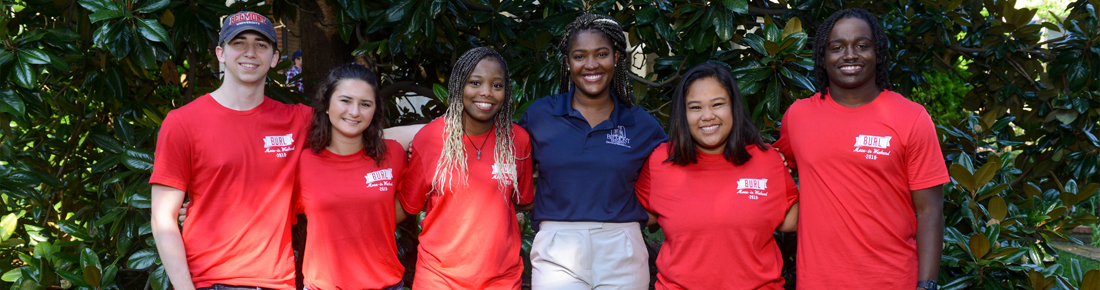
[{"xmin": 1, "ymin": 0, "xmax": 1100, "ymax": 289}]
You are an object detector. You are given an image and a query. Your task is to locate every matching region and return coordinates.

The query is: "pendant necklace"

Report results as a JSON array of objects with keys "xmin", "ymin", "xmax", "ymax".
[{"xmin": 466, "ymin": 132, "xmax": 490, "ymax": 160}]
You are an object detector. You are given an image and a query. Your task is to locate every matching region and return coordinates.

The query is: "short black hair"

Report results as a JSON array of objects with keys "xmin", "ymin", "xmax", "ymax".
[
  {"xmin": 665, "ymin": 62, "xmax": 767, "ymax": 166},
  {"xmin": 811, "ymin": 8, "xmax": 892, "ymax": 97}
]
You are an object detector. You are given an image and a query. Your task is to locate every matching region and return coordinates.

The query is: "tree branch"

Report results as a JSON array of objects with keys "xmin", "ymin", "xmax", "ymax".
[{"xmin": 629, "ymin": 58, "xmax": 689, "ymax": 88}]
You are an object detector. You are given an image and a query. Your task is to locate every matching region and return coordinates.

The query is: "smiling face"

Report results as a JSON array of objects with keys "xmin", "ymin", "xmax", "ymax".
[
  {"xmin": 825, "ymin": 18, "xmax": 877, "ymax": 92},
  {"xmin": 461, "ymin": 58, "xmax": 507, "ymax": 134},
  {"xmin": 216, "ymin": 31, "xmax": 278, "ymax": 85},
  {"xmin": 326, "ymin": 79, "xmax": 376, "ymax": 142},
  {"xmin": 568, "ymin": 30, "xmax": 620, "ymax": 100},
  {"xmin": 685, "ymin": 77, "xmax": 734, "ymax": 155}
]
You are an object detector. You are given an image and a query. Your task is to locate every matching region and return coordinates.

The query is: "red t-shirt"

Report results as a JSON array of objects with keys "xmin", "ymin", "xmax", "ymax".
[
  {"xmin": 398, "ymin": 118, "xmax": 534, "ymax": 289},
  {"xmin": 296, "ymin": 139, "xmax": 406, "ymax": 290},
  {"xmin": 150, "ymin": 94, "xmax": 311, "ymax": 289},
  {"xmin": 774, "ymin": 90, "xmax": 949, "ymax": 289},
  {"xmin": 636, "ymin": 143, "xmax": 798, "ymax": 290}
]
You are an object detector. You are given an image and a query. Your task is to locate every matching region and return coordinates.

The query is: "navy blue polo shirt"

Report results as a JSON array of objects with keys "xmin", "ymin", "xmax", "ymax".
[{"xmin": 518, "ymin": 87, "xmax": 668, "ymax": 227}]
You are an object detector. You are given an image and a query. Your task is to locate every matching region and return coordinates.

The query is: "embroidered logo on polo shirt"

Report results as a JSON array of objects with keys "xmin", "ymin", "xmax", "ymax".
[
  {"xmin": 365, "ymin": 168, "xmax": 394, "ymax": 191},
  {"xmin": 736, "ymin": 178, "xmax": 769, "ymax": 200},
  {"xmin": 606, "ymin": 126, "xmax": 631, "ymax": 148},
  {"xmin": 852, "ymin": 134, "xmax": 893, "ymax": 160},
  {"xmin": 491, "ymin": 163, "xmax": 516, "ymax": 185},
  {"xmin": 262, "ymin": 133, "xmax": 297, "ymax": 158}
]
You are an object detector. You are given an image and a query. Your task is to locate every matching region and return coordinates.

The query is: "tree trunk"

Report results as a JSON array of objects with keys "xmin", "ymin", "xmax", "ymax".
[{"xmin": 298, "ymin": 0, "xmax": 356, "ymax": 100}]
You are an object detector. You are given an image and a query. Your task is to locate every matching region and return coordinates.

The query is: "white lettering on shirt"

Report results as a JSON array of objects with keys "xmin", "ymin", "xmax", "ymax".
[
  {"xmin": 852, "ymin": 134, "xmax": 893, "ymax": 160},
  {"xmin": 606, "ymin": 126, "xmax": 631, "ymax": 148},
  {"xmin": 263, "ymin": 134, "xmax": 296, "ymax": 157},
  {"xmin": 492, "ymin": 163, "xmax": 515, "ymax": 185},
  {"xmin": 735, "ymin": 178, "xmax": 769, "ymax": 200},
  {"xmin": 365, "ymin": 168, "xmax": 394, "ymax": 190}
]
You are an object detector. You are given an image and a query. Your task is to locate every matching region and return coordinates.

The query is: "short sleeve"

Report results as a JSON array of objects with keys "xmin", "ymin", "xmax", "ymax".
[
  {"xmin": 774, "ymin": 109, "xmax": 798, "ymax": 170},
  {"xmin": 780, "ymin": 153, "xmax": 799, "ymax": 210},
  {"xmin": 397, "ymin": 129, "xmax": 434, "ymax": 215},
  {"xmin": 514, "ymin": 126, "xmax": 535, "ymax": 205},
  {"xmin": 905, "ymin": 110, "xmax": 950, "ymax": 191},
  {"xmin": 634, "ymin": 151, "xmax": 654, "ymax": 212},
  {"xmin": 149, "ymin": 112, "xmax": 191, "ymax": 191}
]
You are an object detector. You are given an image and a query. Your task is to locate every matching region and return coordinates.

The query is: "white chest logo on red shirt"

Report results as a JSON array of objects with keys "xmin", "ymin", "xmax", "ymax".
[
  {"xmin": 491, "ymin": 163, "xmax": 515, "ymax": 185},
  {"xmin": 365, "ymin": 168, "xmax": 394, "ymax": 191},
  {"xmin": 853, "ymin": 134, "xmax": 893, "ymax": 160},
  {"xmin": 606, "ymin": 126, "xmax": 631, "ymax": 148},
  {"xmin": 262, "ymin": 133, "xmax": 297, "ymax": 157},
  {"xmin": 736, "ymin": 178, "xmax": 768, "ymax": 200}
]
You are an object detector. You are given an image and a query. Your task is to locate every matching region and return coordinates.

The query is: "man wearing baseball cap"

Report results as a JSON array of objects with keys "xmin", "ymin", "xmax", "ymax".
[{"xmin": 150, "ymin": 11, "xmax": 311, "ymax": 290}]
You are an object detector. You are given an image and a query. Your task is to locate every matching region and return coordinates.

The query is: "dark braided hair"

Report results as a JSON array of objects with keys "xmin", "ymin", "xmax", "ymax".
[
  {"xmin": 432, "ymin": 47, "xmax": 521, "ymax": 200},
  {"xmin": 811, "ymin": 8, "xmax": 892, "ymax": 98},
  {"xmin": 308, "ymin": 63, "xmax": 387, "ymax": 166},
  {"xmin": 558, "ymin": 13, "xmax": 634, "ymax": 107}
]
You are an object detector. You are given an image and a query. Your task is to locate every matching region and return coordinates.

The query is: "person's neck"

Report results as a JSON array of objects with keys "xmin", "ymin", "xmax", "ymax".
[
  {"xmin": 828, "ymin": 85, "xmax": 881, "ymax": 108},
  {"xmin": 571, "ymin": 90, "xmax": 615, "ymax": 112},
  {"xmin": 210, "ymin": 78, "xmax": 266, "ymax": 111},
  {"xmin": 463, "ymin": 117, "xmax": 494, "ymax": 136},
  {"xmin": 326, "ymin": 133, "xmax": 364, "ymax": 156}
]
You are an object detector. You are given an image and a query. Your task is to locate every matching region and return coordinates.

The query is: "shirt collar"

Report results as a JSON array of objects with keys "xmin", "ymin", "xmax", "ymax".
[{"xmin": 551, "ymin": 86, "xmax": 635, "ymax": 126}]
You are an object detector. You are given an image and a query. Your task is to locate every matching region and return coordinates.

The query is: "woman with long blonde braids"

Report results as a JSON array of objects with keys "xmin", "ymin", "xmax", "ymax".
[
  {"xmin": 398, "ymin": 47, "xmax": 534, "ymax": 290},
  {"xmin": 519, "ymin": 13, "xmax": 667, "ymax": 289}
]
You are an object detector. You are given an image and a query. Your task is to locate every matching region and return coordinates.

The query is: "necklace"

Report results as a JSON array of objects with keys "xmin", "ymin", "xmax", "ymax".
[{"xmin": 465, "ymin": 132, "xmax": 491, "ymax": 160}]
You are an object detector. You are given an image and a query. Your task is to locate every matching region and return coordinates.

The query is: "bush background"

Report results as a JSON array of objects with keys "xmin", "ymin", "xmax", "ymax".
[{"xmin": 1, "ymin": 0, "xmax": 1100, "ymax": 289}]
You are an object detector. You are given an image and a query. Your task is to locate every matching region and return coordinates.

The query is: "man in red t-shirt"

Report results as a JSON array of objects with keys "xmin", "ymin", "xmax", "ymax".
[
  {"xmin": 774, "ymin": 9, "xmax": 948, "ymax": 290},
  {"xmin": 149, "ymin": 11, "xmax": 310, "ymax": 290}
]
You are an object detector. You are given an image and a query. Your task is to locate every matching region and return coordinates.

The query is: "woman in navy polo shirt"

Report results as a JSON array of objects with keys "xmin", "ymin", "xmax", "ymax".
[{"xmin": 519, "ymin": 13, "xmax": 667, "ymax": 289}]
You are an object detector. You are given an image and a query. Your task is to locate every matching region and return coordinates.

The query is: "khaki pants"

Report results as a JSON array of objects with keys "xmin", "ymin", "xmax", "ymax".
[{"xmin": 530, "ymin": 221, "xmax": 649, "ymax": 290}]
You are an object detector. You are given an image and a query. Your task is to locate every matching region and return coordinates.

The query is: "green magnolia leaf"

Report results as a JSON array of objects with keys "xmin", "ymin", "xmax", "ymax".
[
  {"xmin": 1054, "ymin": 109, "xmax": 1079, "ymax": 124},
  {"xmin": 1, "ymin": 268, "xmax": 20, "ymax": 282},
  {"xmin": 101, "ymin": 264, "xmax": 117, "ymax": 288},
  {"xmin": 988, "ymin": 196, "xmax": 1007, "ymax": 222},
  {"xmin": 60, "ymin": 222, "xmax": 93, "ymax": 240},
  {"xmin": 0, "ymin": 89, "xmax": 25, "ymax": 116},
  {"xmin": 386, "ymin": 0, "xmax": 415, "ymax": 22},
  {"xmin": 950, "ymin": 163, "xmax": 977, "ymax": 193},
  {"xmin": 90, "ymin": 133, "xmax": 124, "ymax": 154},
  {"xmin": 91, "ymin": 154, "xmax": 122, "ymax": 173},
  {"xmin": 19, "ymin": 48, "xmax": 50, "ymax": 65},
  {"xmin": 121, "ymin": 148, "xmax": 154, "ymax": 172},
  {"xmin": 713, "ymin": 8, "xmax": 734, "ymax": 42},
  {"xmin": 115, "ymin": 117, "xmax": 135, "ymax": 145},
  {"xmin": 1065, "ymin": 61, "xmax": 1089, "ymax": 91},
  {"xmin": 127, "ymin": 248, "xmax": 158, "ymax": 270},
  {"xmin": 968, "ymin": 233, "xmax": 990, "ymax": 259},
  {"xmin": 432, "ymin": 83, "xmax": 448, "ymax": 103},
  {"xmin": 136, "ymin": 19, "xmax": 170, "ymax": 43},
  {"xmin": 636, "ymin": 6, "xmax": 658, "ymax": 25},
  {"xmin": 56, "ymin": 271, "xmax": 93, "ymax": 288},
  {"xmin": 89, "ymin": 9, "xmax": 124, "ymax": 23},
  {"xmin": 0, "ymin": 213, "xmax": 18, "ymax": 241},
  {"xmin": 134, "ymin": 0, "xmax": 169, "ymax": 13},
  {"xmin": 150, "ymin": 265, "xmax": 169, "ymax": 290},
  {"xmin": 352, "ymin": 40, "xmax": 385, "ymax": 56},
  {"xmin": 82, "ymin": 265, "xmax": 101, "ymax": 288},
  {"xmin": 783, "ymin": 17, "xmax": 803, "ymax": 37},
  {"xmin": 77, "ymin": 0, "xmax": 117, "ymax": 13},
  {"xmin": 1082, "ymin": 269, "xmax": 1100, "ymax": 290},
  {"xmin": 11, "ymin": 57, "xmax": 37, "ymax": 89},
  {"xmin": 722, "ymin": 0, "xmax": 748, "ymax": 14}
]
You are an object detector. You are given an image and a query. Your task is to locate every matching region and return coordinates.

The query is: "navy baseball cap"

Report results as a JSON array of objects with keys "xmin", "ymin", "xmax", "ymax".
[{"xmin": 218, "ymin": 11, "xmax": 278, "ymax": 46}]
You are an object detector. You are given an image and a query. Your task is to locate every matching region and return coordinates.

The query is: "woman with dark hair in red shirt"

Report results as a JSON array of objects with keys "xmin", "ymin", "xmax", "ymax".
[{"xmin": 635, "ymin": 62, "xmax": 799, "ymax": 290}]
